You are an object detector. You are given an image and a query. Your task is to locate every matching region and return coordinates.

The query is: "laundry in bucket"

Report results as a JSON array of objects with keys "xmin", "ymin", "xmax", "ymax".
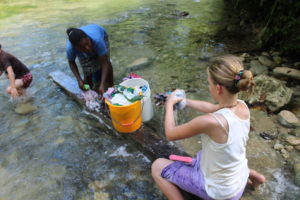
[
  {"xmin": 81, "ymin": 90, "xmax": 102, "ymax": 112},
  {"xmin": 120, "ymin": 77, "xmax": 153, "ymax": 122},
  {"xmin": 104, "ymin": 85, "xmax": 145, "ymax": 106}
]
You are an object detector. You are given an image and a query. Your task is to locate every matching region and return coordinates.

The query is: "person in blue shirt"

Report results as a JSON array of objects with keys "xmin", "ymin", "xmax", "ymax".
[{"xmin": 66, "ymin": 24, "xmax": 114, "ymax": 95}]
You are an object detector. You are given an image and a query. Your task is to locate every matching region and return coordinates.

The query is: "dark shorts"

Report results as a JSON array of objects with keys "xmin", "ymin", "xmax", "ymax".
[
  {"xmin": 161, "ymin": 151, "xmax": 246, "ymax": 200},
  {"xmin": 21, "ymin": 72, "xmax": 32, "ymax": 88},
  {"xmin": 92, "ymin": 69, "xmax": 102, "ymax": 83}
]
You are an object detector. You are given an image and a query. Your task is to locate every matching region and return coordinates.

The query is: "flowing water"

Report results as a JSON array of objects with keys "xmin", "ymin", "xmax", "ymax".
[{"xmin": 0, "ymin": 0, "xmax": 299, "ymax": 199}]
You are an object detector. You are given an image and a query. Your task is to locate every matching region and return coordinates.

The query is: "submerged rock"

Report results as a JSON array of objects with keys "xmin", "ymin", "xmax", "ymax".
[
  {"xmin": 171, "ymin": 10, "xmax": 189, "ymax": 18},
  {"xmin": 88, "ymin": 180, "xmax": 109, "ymax": 191},
  {"xmin": 293, "ymin": 162, "xmax": 300, "ymax": 187},
  {"xmin": 128, "ymin": 57, "xmax": 152, "ymax": 71},
  {"xmin": 240, "ymin": 75, "xmax": 293, "ymax": 112},
  {"xmin": 278, "ymin": 110, "xmax": 300, "ymax": 128},
  {"xmin": 14, "ymin": 103, "xmax": 37, "ymax": 114},
  {"xmin": 94, "ymin": 191, "xmax": 110, "ymax": 200}
]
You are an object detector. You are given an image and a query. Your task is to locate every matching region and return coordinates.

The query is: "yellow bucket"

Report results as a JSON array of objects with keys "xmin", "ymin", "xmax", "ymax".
[{"xmin": 105, "ymin": 100, "xmax": 142, "ymax": 133}]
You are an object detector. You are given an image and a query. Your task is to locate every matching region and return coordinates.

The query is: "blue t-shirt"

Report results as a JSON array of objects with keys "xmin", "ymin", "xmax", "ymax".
[{"xmin": 66, "ymin": 24, "xmax": 108, "ymax": 61}]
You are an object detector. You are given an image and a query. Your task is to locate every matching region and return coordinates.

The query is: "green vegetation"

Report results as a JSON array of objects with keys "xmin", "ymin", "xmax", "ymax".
[
  {"xmin": 230, "ymin": 0, "xmax": 300, "ymax": 56},
  {"xmin": 0, "ymin": 1, "xmax": 36, "ymax": 19},
  {"xmin": 0, "ymin": 3, "xmax": 36, "ymax": 19}
]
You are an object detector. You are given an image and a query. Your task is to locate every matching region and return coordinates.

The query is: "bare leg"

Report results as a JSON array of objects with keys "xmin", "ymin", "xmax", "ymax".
[
  {"xmin": 248, "ymin": 169, "xmax": 266, "ymax": 189},
  {"xmin": 151, "ymin": 158, "xmax": 184, "ymax": 200},
  {"xmin": 6, "ymin": 79, "xmax": 25, "ymax": 97}
]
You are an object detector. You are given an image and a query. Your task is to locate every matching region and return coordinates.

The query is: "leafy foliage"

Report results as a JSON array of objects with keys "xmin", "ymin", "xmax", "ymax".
[{"xmin": 230, "ymin": 0, "xmax": 300, "ymax": 56}]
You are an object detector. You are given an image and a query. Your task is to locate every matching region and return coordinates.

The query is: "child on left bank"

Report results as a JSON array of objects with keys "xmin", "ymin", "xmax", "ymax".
[{"xmin": 0, "ymin": 44, "xmax": 32, "ymax": 98}]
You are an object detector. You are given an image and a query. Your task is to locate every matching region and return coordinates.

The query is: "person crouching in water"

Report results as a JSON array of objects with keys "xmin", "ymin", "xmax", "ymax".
[
  {"xmin": 152, "ymin": 55, "xmax": 266, "ymax": 200},
  {"xmin": 0, "ymin": 44, "xmax": 32, "ymax": 98},
  {"xmin": 66, "ymin": 24, "xmax": 114, "ymax": 96}
]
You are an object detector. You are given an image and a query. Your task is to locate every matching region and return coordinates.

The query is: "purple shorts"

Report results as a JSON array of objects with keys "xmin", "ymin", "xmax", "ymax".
[{"xmin": 161, "ymin": 151, "xmax": 246, "ymax": 200}]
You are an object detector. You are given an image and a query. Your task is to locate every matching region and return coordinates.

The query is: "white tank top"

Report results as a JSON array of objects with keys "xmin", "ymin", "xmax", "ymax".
[{"xmin": 200, "ymin": 100, "xmax": 250, "ymax": 199}]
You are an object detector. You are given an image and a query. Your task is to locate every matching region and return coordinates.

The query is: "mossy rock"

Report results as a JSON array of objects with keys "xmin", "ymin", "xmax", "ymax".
[{"xmin": 240, "ymin": 75, "xmax": 293, "ymax": 112}]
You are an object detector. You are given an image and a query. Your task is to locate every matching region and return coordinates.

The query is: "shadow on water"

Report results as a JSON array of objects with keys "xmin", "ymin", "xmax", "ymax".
[{"xmin": 0, "ymin": 0, "xmax": 299, "ymax": 199}]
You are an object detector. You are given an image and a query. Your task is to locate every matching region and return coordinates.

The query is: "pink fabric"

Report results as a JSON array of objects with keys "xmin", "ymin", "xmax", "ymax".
[{"xmin": 21, "ymin": 72, "xmax": 32, "ymax": 88}]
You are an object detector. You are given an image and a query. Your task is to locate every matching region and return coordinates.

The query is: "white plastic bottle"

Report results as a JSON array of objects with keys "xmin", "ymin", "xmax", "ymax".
[{"xmin": 174, "ymin": 89, "xmax": 186, "ymax": 110}]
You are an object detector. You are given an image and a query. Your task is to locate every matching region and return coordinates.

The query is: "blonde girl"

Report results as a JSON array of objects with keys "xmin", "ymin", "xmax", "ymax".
[{"xmin": 152, "ymin": 55, "xmax": 265, "ymax": 200}]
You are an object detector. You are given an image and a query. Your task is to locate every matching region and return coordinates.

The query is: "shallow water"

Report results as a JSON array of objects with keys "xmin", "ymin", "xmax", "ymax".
[{"xmin": 0, "ymin": 0, "xmax": 299, "ymax": 199}]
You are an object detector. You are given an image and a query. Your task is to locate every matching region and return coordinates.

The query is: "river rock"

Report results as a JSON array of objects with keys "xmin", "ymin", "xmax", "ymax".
[
  {"xmin": 291, "ymin": 86, "xmax": 300, "ymax": 97},
  {"xmin": 14, "ymin": 103, "xmax": 37, "ymax": 114},
  {"xmin": 286, "ymin": 136, "xmax": 300, "ymax": 146},
  {"xmin": 293, "ymin": 162, "xmax": 300, "ymax": 187},
  {"xmin": 291, "ymin": 128, "xmax": 300, "ymax": 137},
  {"xmin": 270, "ymin": 51, "xmax": 280, "ymax": 56},
  {"xmin": 278, "ymin": 110, "xmax": 300, "ymax": 128},
  {"xmin": 249, "ymin": 60, "xmax": 268, "ymax": 75},
  {"xmin": 273, "ymin": 67, "xmax": 300, "ymax": 80},
  {"xmin": 240, "ymin": 75, "xmax": 293, "ymax": 112},
  {"xmin": 294, "ymin": 61, "xmax": 300, "ymax": 67},
  {"xmin": 261, "ymin": 52, "xmax": 270, "ymax": 56},
  {"xmin": 94, "ymin": 191, "xmax": 110, "ymax": 200},
  {"xmin": 128, "ymin": 57, "xmax": 151, "ymax": 71},
  {"xmin": 274, "ymin": 143, "xmax": 284, "ymax": 151},
  {"xmin": 258, "ymin": 55, "xmax": 275, "ymax": 68},
  {"xmin": 272, "ymin": 56, "xmax": 282, "ymax": 65},
  {"xmin": 171, "ymin": 10, "xmax": 189, "ymax": 18},
  {"xmin": 88, "ymin": 180, "xmax": 109, "ymax": 191},
  {"xmin": 285, "ymin": 145, "xmax": 294, "ymax": 152}
]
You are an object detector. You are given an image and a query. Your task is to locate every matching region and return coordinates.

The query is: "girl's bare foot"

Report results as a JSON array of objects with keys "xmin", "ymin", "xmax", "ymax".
[{"xmin": 248, "ymin": 169, "xmax": 266, "ymax": 189}]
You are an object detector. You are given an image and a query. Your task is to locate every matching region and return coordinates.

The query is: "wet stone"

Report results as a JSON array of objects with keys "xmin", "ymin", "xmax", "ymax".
[
  {"xmin": 258, "ymin": 55, "xmax": 275, "ymax": 68},
  {"xmin": 273, "ymin": 67, "xmax": 300, "ymax": 81},
  {"xmin": 261, "ymin": 52, "xmax": 270, "ymax": 57},
  {"xmin": 14, "ymin": 117, "xmax": 30, "ymax": 127},
  {"xmin": 54, "ymin": 137, "xmax": 65, "ymax": 145},
  {"xmin": 291, "ymin": 128, "xmax": 300, "ymax": 137},
  {"xmin": 278, "ymin": 110, "xmax": 300, "ymax": 128},
  {"xmin": 14, "ymin": 103, "xmax": 37, "ymax": 115},
  {"xmin": 94, "ymin": 191, "xmax": 110, "ymax": 200},
  {"xmin": 88, "ymin": 180, "xmax": 109, "ymax": 191},
  {"xmin": 273, "ymin": 56, "xmax": 282, "ymax": 65},
  {"xmin": 249, "ymin": 60, "xmax": 268, "ymax": 75},
  {"xmin": 274, "ymin": 143, "xmax": 284, "ymax": 151},
  {"xmin": 241, "ymin": 75, "xmax": 293, "ymax": 112},
  {"xmin": 285, "ymin": 145, "xmax": 294, "ymax": 152},
  {"xmin": 127, "ymin": 57, "xmax": 151, "ymax": 70},
  {"xmin": 286, "ymin": 136, "xmax": 300, "ymax": 146},
  {"xmin": 293, "ymin": 162, "xmax": 300, "ymax": 187}
]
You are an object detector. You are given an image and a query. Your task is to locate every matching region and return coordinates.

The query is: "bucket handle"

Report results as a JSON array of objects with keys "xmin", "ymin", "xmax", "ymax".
[{"xmin": 106, "ymin": 101, "xmax": 144, "ymax": 127}]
